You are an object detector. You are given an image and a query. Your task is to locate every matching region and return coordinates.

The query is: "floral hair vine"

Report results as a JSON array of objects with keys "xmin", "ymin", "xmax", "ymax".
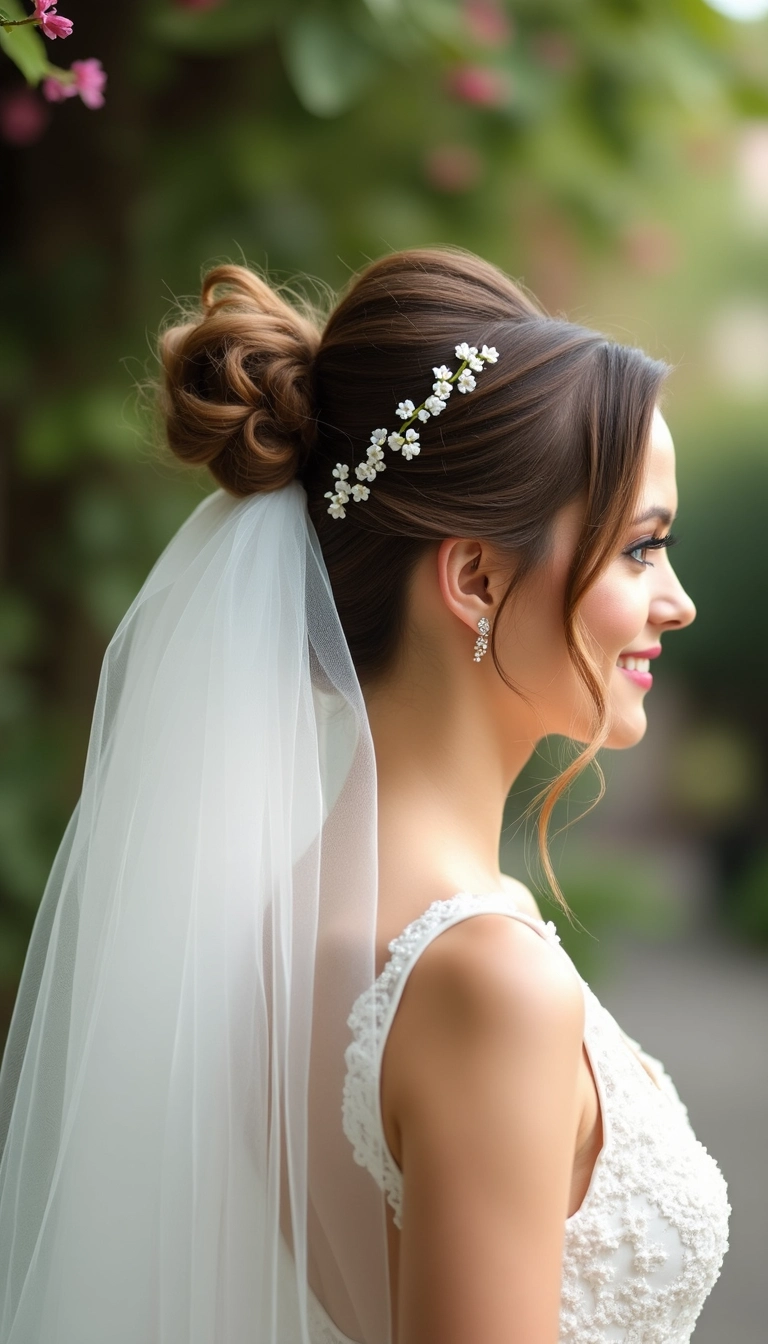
[{"xmin": 324, "ymin": 341, "xmax": 499, "ymax": 519}]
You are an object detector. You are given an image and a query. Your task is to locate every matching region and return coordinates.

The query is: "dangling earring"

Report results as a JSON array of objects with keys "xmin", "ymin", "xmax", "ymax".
[{"xmin": 473, "ymin": 616, "xmax": 490, "ymax": 663}]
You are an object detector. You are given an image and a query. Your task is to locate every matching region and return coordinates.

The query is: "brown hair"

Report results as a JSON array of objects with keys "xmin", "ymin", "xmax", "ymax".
[{"xmin": 158, "ymin": 247, "xmax": 668, "ymax": 911}]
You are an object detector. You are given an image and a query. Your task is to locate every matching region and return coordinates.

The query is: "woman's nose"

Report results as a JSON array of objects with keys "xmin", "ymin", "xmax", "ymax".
[{"xmin": 651, "ymin": 564, "xmax": 696, "ymax": 631}]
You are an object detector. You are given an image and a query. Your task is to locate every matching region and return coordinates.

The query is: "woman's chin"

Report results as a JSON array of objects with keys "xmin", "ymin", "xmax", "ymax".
[{"xmin": 605, "ymin": 703, "xmax": 648, "ymax": 750}]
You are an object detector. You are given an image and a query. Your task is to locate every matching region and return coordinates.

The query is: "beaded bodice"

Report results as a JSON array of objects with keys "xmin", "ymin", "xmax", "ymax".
[{"xmin": 312, "ymin": 892, "xmax": 730, "ymax": 1344}]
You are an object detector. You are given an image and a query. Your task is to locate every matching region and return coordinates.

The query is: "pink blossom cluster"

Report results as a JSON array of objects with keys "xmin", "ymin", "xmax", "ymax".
[
  {"xmin": 7, "ymin": 0, "xmax": 109, "ymax": 111},
  {"xmin": 43, "ymin": 58, "xmax": 107, "ymax": 109}
]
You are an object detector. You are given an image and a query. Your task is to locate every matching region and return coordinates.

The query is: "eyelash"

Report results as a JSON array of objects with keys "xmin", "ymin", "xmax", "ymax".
[{"xmin": 624, "ymin": 533, "xmax": 679, "ymax": 568}]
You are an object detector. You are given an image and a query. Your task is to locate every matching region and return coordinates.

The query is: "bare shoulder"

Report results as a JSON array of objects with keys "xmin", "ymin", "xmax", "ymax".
[
  {"xmin": 382, "ymin": 909, "xmax": 585, "ymax": 1152},
  {"xmin": 382, "ymin": 911, "xmax": 585, "ymax": 1342},
  {"xmin": 393, "ymin": 909, "xmax": 582, "ymax": 1050}
]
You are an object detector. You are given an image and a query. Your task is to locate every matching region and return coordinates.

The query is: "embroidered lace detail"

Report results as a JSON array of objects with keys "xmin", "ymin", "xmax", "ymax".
[
  {"xmin": 341, "ymin": 892, "xmax": 731, "ymax": 1344},
  {"xmin": 559, "ymin": 980, "xmax": 731, "ymax": 1343}
]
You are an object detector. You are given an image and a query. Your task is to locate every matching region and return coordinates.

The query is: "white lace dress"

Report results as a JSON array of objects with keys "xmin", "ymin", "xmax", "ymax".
[{"xmin": 309, "ymin": 892, "xmax": 731, "ymax": 1344}]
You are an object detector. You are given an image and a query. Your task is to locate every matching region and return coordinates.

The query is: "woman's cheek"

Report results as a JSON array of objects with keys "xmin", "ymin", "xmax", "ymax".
[{"xmin": 580, "ymin": 570, "xmax": 648, "ymax": 659}]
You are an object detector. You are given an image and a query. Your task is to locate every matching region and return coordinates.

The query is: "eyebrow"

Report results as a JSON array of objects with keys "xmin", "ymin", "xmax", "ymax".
[{"xmin": 630, "ymin": 506, "xmax": 674, "ymax": 527}]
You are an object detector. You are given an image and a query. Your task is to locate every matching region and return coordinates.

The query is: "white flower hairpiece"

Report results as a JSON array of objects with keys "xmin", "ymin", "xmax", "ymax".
[{"xmin": 325, "ymin": 341, "xmax": 499, "ymax": 519}]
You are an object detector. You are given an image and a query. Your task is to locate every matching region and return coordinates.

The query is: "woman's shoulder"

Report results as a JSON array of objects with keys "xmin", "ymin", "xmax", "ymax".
[
  {"xmin": 380, "ymin": 888, "xmax": 585, "ymax": 1174},
  {"xmin": 381, "ymin": 885, "xmax": 584, "ymax": 1108},
  {"xmin": 396, "ymin": 900, "xmax": 581, "ymax": 1041},
  {"xmin": 377, "ymin": 871, "xmax": 566, "ymax": 1027}
]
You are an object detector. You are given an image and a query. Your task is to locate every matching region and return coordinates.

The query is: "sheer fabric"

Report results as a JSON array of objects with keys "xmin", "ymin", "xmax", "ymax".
[{"xmin": 0, "ymin": 484, "xmax": 391, "ymax": 1344}]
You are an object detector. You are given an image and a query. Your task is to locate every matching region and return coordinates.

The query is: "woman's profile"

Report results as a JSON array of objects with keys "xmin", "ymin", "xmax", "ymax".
[{"xmin": 0, "ymin": 247, "xmax": 729, "ymax": 1344}]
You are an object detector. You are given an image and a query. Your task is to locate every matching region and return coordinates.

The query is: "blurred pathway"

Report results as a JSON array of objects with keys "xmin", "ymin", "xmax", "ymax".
[{"xmin": 592, "ymin": 925, "xmax": 768, "ymax": 1344}]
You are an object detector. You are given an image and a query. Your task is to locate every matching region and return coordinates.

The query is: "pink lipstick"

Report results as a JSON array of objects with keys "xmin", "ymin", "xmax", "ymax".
[{"xmin": 616, "ymin": 644, "xmax": 661, "ymax": 691}]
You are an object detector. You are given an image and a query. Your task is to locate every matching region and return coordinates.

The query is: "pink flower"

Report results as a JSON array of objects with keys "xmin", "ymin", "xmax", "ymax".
[
  {"xmin": 0, "ymin": 88, "xmax": 49, "ymax": 146},
  {"xmin": 42, "ymin": 59, "xmax": 107, "ymax": 109},
  {"xmin": 34, "ymin": 0, "xmax": 74, "ymax": 40},
  {"xmin": 42, "ymin": 74, "xmax": 77, "ymax": 102},
  {"xmin": 445, "ymin": 64, "xmax": 510, "ymax": 107},
  {"xmin": 71, "ymin": 58, "xmax": 107, "ymax": 108}
]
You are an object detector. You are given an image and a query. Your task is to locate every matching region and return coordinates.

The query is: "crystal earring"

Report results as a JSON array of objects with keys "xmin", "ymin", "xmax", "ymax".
[{"xmin": 473, "ymin": 616, "xmax": 490, "ymax": 663}]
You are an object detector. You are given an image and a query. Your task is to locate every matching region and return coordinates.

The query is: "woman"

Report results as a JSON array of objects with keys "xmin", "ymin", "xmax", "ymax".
[{"xmin": 0, "ymin": 248, "xmax": 729, "ymax": 1344}]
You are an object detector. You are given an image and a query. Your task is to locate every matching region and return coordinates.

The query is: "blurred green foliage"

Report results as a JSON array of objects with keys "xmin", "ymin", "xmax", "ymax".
[
  {"xmin": 727, "ymin": 845, "xmax": 768, "ymax": 942},
  {"xmin": 1, "ymin": 0, "xmax": 768, "ymax": 1006}
]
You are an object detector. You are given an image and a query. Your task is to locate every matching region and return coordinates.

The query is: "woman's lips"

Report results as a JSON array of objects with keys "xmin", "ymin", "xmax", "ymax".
[
  {"xmin": 619, "ymin": 665, "xmax": 653, "ymax": 689},
  {"xmin": 616, "ymin": 645, "xmax": 661, "ymax": 690}
]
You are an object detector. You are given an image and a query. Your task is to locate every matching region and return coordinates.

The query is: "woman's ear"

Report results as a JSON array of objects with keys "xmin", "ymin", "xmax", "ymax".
[{"xmin": 435, "ymin": 538, "xmax": 498, "ymax": 635}]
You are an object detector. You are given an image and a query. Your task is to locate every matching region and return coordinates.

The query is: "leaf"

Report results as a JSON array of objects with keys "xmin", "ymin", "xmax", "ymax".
[
  {"xmin": 0, "ymin": 0, "xmax": 49, "ymax": 85},
  {"xmin": 280, "ymin": 12, "xmax": 381, "ymax": 117}
]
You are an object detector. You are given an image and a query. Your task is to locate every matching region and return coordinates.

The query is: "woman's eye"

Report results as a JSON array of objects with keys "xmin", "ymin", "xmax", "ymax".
[
  {"xmin": 625, "ymin": 533, "xmax": 678, "ymax": 568},
  {"xmin": 628, "ymin": 542, "xmax": 653, "ymax": 566}
]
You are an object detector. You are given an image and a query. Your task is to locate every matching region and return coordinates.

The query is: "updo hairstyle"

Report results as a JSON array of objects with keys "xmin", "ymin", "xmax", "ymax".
[
  {"xmin": 158, "ymin": 247, "xmax": 668, "ymax": 905},
  {"xmin": 160, "ymin": 266, "xmax": 320, "ymax": 497}
]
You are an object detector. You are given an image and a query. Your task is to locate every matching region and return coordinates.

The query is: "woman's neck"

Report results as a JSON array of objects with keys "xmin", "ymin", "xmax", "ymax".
[{"xmin": 363, "ymin": 656, "xmax": 536, "ymax": 931}]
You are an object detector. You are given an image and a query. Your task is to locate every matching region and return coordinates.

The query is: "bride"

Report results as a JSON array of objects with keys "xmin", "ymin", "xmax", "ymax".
[{"xmin": 0, "ymin": 247, "xmax": 729, "ymax": 1343}]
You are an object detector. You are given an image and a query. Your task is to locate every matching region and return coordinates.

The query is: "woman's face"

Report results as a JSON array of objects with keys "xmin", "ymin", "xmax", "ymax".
[{"xmin": 494, "ymin": 407, "xmax": 696, "ymax": 749}]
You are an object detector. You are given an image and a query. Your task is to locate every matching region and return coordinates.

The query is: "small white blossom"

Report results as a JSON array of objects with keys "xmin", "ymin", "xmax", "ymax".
[
  {"xmin": 325, "ymin": 494, "xmax": 347, "ymax": 519},
  {"xmin": 327, "ymin": 342, "xmax": 501, "ymax": 518}
]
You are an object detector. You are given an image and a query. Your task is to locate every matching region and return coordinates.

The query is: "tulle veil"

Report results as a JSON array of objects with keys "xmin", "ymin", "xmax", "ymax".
[{"xmin": 0, "ymin": 482, "xmax": 391, "ymax": 1343}]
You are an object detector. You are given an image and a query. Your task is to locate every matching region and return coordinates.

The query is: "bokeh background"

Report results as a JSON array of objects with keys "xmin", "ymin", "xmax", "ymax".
[{"xmin": 1, "ymin": 1, "xmax": 767, "ymax": 1338}]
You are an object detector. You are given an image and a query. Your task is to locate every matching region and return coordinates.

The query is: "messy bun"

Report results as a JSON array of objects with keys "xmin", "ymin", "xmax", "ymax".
[{"xmin": 159, "ymin": 265, "xmax": 321, "ymax": 496}]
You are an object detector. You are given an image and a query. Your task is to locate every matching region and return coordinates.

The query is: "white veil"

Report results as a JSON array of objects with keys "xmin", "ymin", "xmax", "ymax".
[{"xmin": 0, "ymin": 482, "xmax": 391, "ymax": 1344}]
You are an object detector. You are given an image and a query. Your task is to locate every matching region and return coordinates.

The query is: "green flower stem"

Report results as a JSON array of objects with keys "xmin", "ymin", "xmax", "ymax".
[{"xmin": 398, "ymin": 357, "xmax": 472, "ymax": 433}]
